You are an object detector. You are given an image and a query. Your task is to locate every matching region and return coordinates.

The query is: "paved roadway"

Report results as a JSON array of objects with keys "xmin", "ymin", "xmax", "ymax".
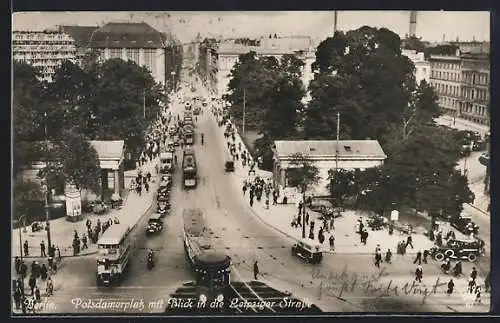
[{"xmin": 40, "ymin": 86, "xmax": 489, "ymax": 314}]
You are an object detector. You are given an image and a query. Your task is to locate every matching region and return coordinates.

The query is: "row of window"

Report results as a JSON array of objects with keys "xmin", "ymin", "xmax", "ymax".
[
  {"xmin": 439, "ymin": 96, "xmax": 460, "ymax": 109},
  {"xmin": 463, "ymin": 87, "xmax": 489, "ymax": 102},
  {"xmin": 431, "ymin": 70, "xmax": 461, "ymax": 82},
  {"xmin": 107, "ymin": 48, "xmax": 158, "ymax": 73},
  {"xmin": 14, "ymin": 54, "xmax": 74, "ymax": 60},
  {"xmin": 13, "ymin": 33, "xmax": 73, "ymax": 41},
  {"xmin": 462, "ymin": 72, "xmax": 489, "ymax": 86},
  {"xmin": 13, "ymin": 45, "xmax": 76, "ymax": 52},
  {"xmin": 433, "ymin": 82, "xmax": 460, "ymax": 97},
  {"xmin": 461, "ymin": 102, "xmax": 488, "ymax": 118},
  {"xmin": 432, "ymin": 61, "xmax": 460, "ymax": 70}
]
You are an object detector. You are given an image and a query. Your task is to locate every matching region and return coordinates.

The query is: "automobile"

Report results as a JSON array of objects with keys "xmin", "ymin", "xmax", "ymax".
[
  {"xmin": 146, "ymin": 214, "xmax": 163, "ymax": 236},
  {"xmin": 472, "ymin": 140, "xmax": 487, "ymax": 151},
  {"xmin": 169, "ymin": 127, "xmax": 177, "ymax": 136},
  {"xmin": 429, "ymin": 238, "xmax": 485, "ymax": 262},
  {"xmin": 157, "ymin": 200, "xmax": 170, "ymax": 217},
  {"xmin": 450, "ymin": 215, "xmax": 479, "ymax": 235},
  {"xmin": 167, "ymin": 141, "xmax": 175, "ymax": 152},
  {"xmin": 193, "ymin": 107, "xmax": 200, "ymax": 115},
  {"xmin": 173, "ymin": 136, "xmax": 180, "ymax": 146},
  {"xmin": 309, "ymin": 204, "xmax": 343, "ymax": 219},
  {"xmin": 291, "ymin": 240, "xmax": 323, "ymax": 264},
  {"xmin": 225, "ymin": 160, "xmax": 234, "ymax": 172}
]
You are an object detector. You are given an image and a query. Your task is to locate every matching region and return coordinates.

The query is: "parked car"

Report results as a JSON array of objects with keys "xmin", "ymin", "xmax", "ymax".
[
  {"xmin": 430, "ymin": 238, "xmax": 485, "ymax": 262},
  {"xmin": 291, "ymin": 240, "xmax": 323, "ymax": 264},
  {"xmin": 146, "ymin": 214, "xmax": 163, "ymax": 236},
  {"xmin": 450, "ymin": 215, "xmax": 479, "ymax": 235}
]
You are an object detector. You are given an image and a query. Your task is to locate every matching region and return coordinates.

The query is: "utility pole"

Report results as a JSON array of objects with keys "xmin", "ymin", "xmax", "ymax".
[
  {"xmin": 143, "ymin": 88, "xmax": 146, "ymax": 119},
  {"xmin": 335, "ymin": 112, "xmax": 340, "ymax": 170},
  {"xmin": 333, "ymin": 11, "xmax": 338, "ymax": 35},
  {"xmin": 243, "ymin": 88, "xmax": 246, "ymax": 135},
  {"xmin": 43, "ymin": 112, "xmax": 52, "ymax": 252}
]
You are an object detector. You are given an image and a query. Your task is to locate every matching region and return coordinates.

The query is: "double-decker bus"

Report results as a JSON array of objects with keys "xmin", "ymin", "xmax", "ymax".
[
  {"xmin": 96, "ymin": 224, "xmax": 133, "ymax": 286},
  {"xmin": 183, "ymin": 208, "xmax": 231, "ymax": 307},
  {"xmin": 182, "ymin": 148, "xmax": 197, "ymax": 188}
]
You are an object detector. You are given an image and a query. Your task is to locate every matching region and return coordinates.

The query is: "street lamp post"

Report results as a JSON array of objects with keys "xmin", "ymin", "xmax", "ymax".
[
  {"xmin": 43, "ymin": 113, "xmax": 52, "ymax": 251},
  {"xmin": 170, "ymin": 71, "xmax": 176, "ymax": 92},
  {"xmin": 17, "ymin": 214, "xmax": 27, "ymax": 313}
]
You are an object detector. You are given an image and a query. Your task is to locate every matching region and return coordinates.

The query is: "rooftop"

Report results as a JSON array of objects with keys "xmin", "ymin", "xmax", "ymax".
[
  {"xmin": 58, "ymin": 25, "xmax": 99, "ymax": 47},
  {"xmin": 89, "ymin": 140, "xmax": 125, "ymax": 160},
  {"xmin": 274, "ymin": 140, "xmax": 387, "ymax": 159},
  {"xmin": 88, "ymin": 22, "xmax": 165, "ymax": 48}
]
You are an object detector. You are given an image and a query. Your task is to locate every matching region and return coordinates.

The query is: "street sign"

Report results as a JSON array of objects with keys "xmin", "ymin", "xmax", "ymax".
[{"xmin": 390, "ymin": 210, "xmax": 399, "ymax": 221}]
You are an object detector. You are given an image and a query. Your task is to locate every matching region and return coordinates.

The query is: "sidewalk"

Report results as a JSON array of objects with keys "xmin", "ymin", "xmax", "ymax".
[
  {"xmin": 435, "ymin": 115, "xmax": 490, "ymax": 137},
  {"xmin": 12, "ymin": 157, "xmax": 160, "ymax": 260}
]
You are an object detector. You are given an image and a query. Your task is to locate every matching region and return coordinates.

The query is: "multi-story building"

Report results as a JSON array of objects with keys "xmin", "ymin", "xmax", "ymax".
[
  {"xmin": 215, "ymin": 36, "xmax": 314, "ymax": 98},
  {"xmin": 12, "ymin": 30, "xmax": 77, "ymax": 80},
  {"xmin": 58, "ymin": 25, "xmax": 99, "ymax": 65},
  {"xmin": 459, "ymin": 52, "xmax": 490, "ymax": 125},
  {"xmin": 428, "ymin": 51, "xmax": 462, "ymax": 116},
  {"xmin": 402, "ymin": 49, "xmax": 430, "ymax": 85},
  {"xmin": 86, "ymin": 22, "xmax": 168, "ymax": 86}
]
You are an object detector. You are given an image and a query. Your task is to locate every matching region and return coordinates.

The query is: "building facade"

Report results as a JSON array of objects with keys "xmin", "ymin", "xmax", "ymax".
[
  {"xmin": 272, "ymin": 140, "xmax": 387, "ymax": 197},
  {"xmin": 215, "ymin": 36, "xmax": 314, "ymax": 98},
  {"xmin": 402, "ymin": 49, "xmax": 430, "ymax": 85},
  {"xmin": 429, "ymin": 53, "xmax": 462, "ymax": 116},
  {"xmin": 12, "ymin": 30, "xmax": 77, "ymax": 81},
  {"xmin": 459, "ymin": 52, "xmax": 490, "ymax": 125},
  {"xmin": 87, "ymin": 22, "xmax": 167, "ymax": 86}
]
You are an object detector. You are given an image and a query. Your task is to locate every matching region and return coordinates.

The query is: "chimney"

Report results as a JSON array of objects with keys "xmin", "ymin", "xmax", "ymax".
[{"xmin": 409, "ymin": 11, "xmax": 417, "ymax": 37}]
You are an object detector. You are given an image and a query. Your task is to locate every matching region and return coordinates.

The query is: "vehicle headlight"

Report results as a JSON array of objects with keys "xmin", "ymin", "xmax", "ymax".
[
  {"xmin": 216, "ymin": 294, "xmax": 224, "ymax": 302},
  {"xmin": 199, "ymin": 294, "xmax": 207, "ymax": 303}
]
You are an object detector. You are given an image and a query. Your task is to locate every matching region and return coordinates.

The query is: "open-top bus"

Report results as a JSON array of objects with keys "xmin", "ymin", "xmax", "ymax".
[
  {"xmin": 183, "ymin": 208, "xmax": 231, "ymax": 307},
  {"xmin": 96, "ymin": 224, "xmax": 133, "ymax": 286}
]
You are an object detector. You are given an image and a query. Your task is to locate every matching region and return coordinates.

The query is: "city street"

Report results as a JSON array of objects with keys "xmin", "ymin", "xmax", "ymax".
[{"xmin": 15, "ymin": 79, "xmax": 490, "ymax": 315}]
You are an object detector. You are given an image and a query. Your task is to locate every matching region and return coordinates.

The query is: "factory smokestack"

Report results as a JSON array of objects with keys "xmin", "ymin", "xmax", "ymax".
[
  {"xmin": 409, "ymin": 11, "xmax": 417, "ymax": 37},
  {"xmin": 333, "ymin": 11, "xmax": 338, "ymax": 35}
]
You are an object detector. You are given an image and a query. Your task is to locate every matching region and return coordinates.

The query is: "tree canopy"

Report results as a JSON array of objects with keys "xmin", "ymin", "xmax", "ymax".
[{"xmin": 307, "ymin": 26, "xmax": 471, "ymax": 218}]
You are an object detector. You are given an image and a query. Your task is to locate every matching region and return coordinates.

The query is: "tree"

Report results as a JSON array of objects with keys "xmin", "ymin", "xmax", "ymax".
[
  {"xmin": 13, "ymin": 177, "xmax": 44, "ymax": 225},
  {"xmin": 326, "ymin": 168, "xmax": 358, "ymax": 207},
  {"xmin": 305, "ymin": 26, "xmax": 417, "ymax": 144},
  {"xmin": 87, "ymin": 59, "xmax": 166, "ymax": 160},
  {"xmin": 38, "ymin": 129, "xmax": 101, "ymax": 194},
  {"xmin": 287, "ymin": 153, "xmax": 321, "ymax": 238},
  {"xmin": 402, "ymin": 36, "xmax": 427, "ymax": 53}
]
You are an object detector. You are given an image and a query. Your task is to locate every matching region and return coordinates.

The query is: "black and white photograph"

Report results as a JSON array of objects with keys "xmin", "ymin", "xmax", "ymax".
[{"xmin": 11, "ymin": 10, "xmax": 491, "ymax": 315}]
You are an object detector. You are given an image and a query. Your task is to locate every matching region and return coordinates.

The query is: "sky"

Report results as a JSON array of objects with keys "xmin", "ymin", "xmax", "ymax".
[{"xmin": 12, "ymin": 11, "xmax": 490, "ymax": 44}]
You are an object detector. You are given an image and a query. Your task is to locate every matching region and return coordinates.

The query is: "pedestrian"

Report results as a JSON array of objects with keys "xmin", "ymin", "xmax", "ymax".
[
  {"xmin": 474, "ymin": 286, "xmax": 482, "ymax": 304},
  {"xmin": 265, "ymin": 197, "xmax": 269, "ymax": 209},
  {"xmin": 82, "ymin": 234, "xmax": 88, "ymax": 250},
  {"xmin": 329, "ymin": 235, "xmax": 335, "ymax": 251},
  {"xmin": 15, "ymin": 256, "xmax": 21, "ymax": 275},
  {"xmin": 447, "ymin": 279, "xmax": 455, "ymax": 295},
  {"xmin": 406, "ymin": 235, "xmax": 414, "ymax": 249},
  {"xmin": 309, "ymin": 228, "xmax": 314, "ymax": 240},
  {"xmin": 415, "ymin": 265, "xmax": 423, "ymax": 283},
  {"xmin": 298, "ymin": 201, "xmax": 303, "ymax": 216},
  {"xmin": 28, "ymin": 275, "xmax": 36, "ymax": 295},
  {"xmin": 423, "ymin": 249, "xmax": 429, "ymax": 264},
  {"xmin": 242, "ymin": 184, "xmax": 247, "ymax": 196},
  {"xmin": 56, "ymin": 247, "xmax": 61, "ymax": 261},
  {"xmin": 13, "ymin": 287, "xmax": 21, "ymax": 310},
  {"xmin": 361, "ymin": 229, "xmax": 368, "ymax": 245},
  {"xmin": 385, "ymin": 249, "xmax": 392, "ymax": 263},
  {"xmin": 253, "ymin": 261, "xmax": 259, "ymax": 280},
  {"xmin": 470, "ymin": 267, "xmax": 478, "ymax": 281},
  {"xmin": 318, "ymin": 228, "xmax": 325, "ymax": 244},
  {"xmin": 23, "ymin": 240, "xmax": 29, "ymax": 256},
  {"xmin": 297, "ymin": 214, "xmax": 302, "ymax": 226},
  {"xmin": 485, "ymin": 272, "xmax": 490, "ymax": 292},
  {"xmin": 375, "ymin": 244, "xmax": 381, "ymax": 254},
  {"xmin": 145, "ymin": 181, "xmax": 149, "ymax": 193},
  {"xmin": 250, "ymin": 197, "xmax": 254, "ymax": 207},
  {"xmin": 40, "ymin": 264, "xmax": 48, "ymax": 280},
  {"xmin": 329, "ymin": 218, "xmax": 334, "ymax": 231},
  {"xmin": 305, "ymin": 212, "xmax": 310, "ymax": 225},
  {"xmin": 20, "ymin": 262, "xmax": 27, "ymax": 278},
  {"xmin": 413, "ymin": 250, "xmax": 422, "ymax": 265},
  {"xmin": 272, "ymin": 193, "xmax": 278, "ymax": 206},
  {"xmin": 375, "ymin": 252, "xmax": 382, "ymax": 268},
  {"xmin": 468, "ymin": 278, "xmax": 476, "ymax": 293},
  {"xmin": 34, "ymin": 285, "xmax": 41, "ymax": 302}
]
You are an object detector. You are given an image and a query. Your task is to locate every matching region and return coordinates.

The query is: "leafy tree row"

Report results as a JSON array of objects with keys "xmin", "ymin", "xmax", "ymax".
[{"xmin": 223, "ymin": 51, "xmax": 306, "ymax": 169}]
